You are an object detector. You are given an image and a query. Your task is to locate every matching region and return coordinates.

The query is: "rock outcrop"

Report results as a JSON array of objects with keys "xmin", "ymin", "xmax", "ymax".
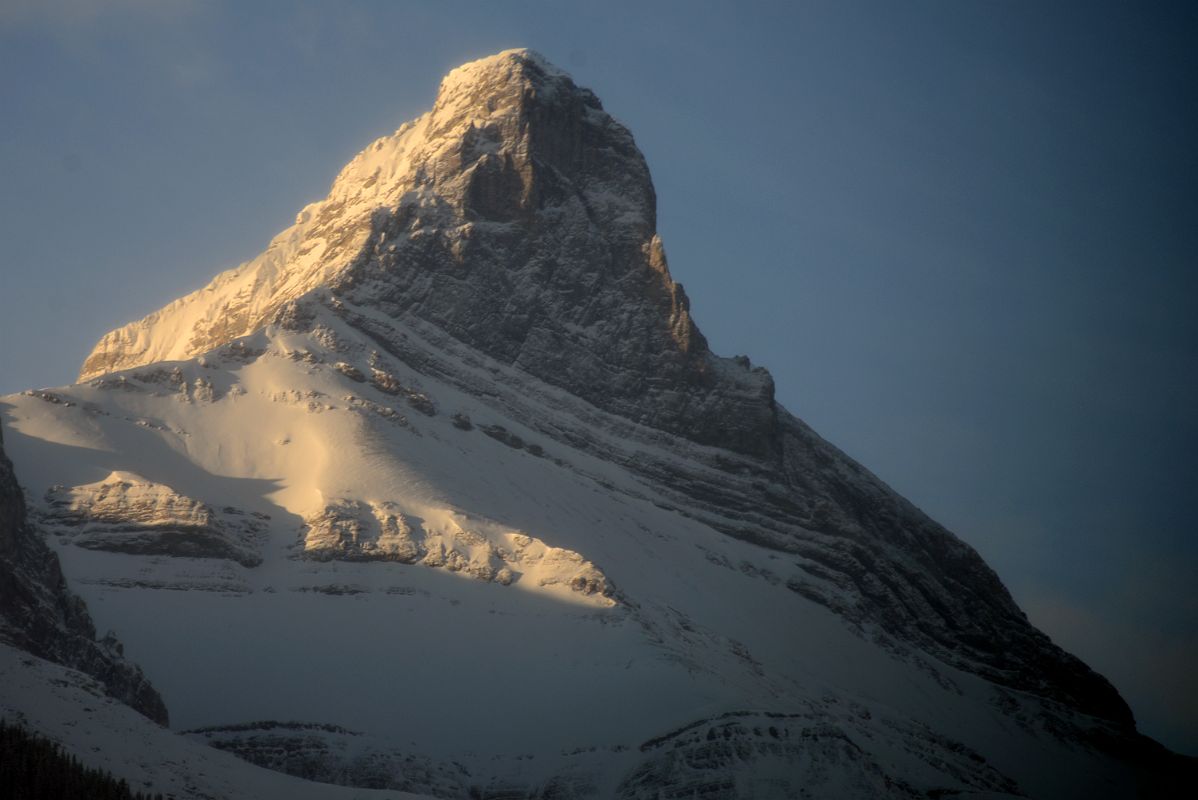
[
  {"xmin": 298, "ymin": 500, "xmax": 613, "ymax": 604},
  {"xmin": 41, "ymin": 472, "xmax": 263, "ymax": 567}
]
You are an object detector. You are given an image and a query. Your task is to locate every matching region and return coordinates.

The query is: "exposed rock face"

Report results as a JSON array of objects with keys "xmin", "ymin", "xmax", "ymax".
[
  {"xmin": 41, "ymin": 472, "xmax": 263, "ymax": 567},
  {"xmin": 78, "ymin": 50, "xmax": 776, "ymax": 459},
  {"xmin": 0, "ymin": 424, "xmax": 168, "ymax": 725},
  {"xmin": 74, "ymin": 49, "xmax": 1129, "ymax": 731},
  {"xmin": 743, "ymin": 410, "xmax": 1130, "ymax": 724},
  {"xmin": 184, "ymin": 707, "xmax": 1028, "ymax": 800},
  {"xmin": 298, "ymin": 500, "xmax": 613, "ymax": 603},
  {"xmin": 618, "ymin": 709, "xmax": 1023, "ymax": 800},
  {"xmin": 329, "ymin": 52, "xmax": 777, "ymax": 459},
  {"xmin": 185, "ymin": 722, "xmax": 473, "ymax": 798}
]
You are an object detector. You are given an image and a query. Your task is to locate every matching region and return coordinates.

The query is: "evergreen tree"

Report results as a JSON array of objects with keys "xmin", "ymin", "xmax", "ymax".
[{"xmin": 0, "ymin": 719, "xmax": 162, "ymax": 800}]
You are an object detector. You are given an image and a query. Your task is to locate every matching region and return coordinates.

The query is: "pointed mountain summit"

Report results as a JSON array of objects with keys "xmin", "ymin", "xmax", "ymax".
[
  {"xmin": 81, "ymin": 49, "xmax": 773, "ymax": 457},
  {"xmin": 6, "ymin": 50, "xmax": 1184, "ymax": 798}
]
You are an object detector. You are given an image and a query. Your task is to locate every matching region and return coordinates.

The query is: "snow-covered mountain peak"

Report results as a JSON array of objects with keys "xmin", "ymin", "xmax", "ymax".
[
  {"xmin": 75, "ymin": 49, "xmax": 614, "ymax": 386},
  {"xmin": 77, "ymin": 49, "xmax": 775, "ymax": 456},
  {"xmin": 441, "ymin": 48, "xmax": 568, "ymax": 82},
  {"xmin": 7, "ymin": 48, "xmax": 1190, "ymax": 799},
  {"xmin": 433, "ymin": 48, "xmax": 574, "ymax": 114},
  {"xmin": 286, "ymin": 50, "xmax": 574, "ymax": 212},
  {"xmin": 321, "ymin": 49, "xmax": 579, "ymax": 212},
  {"xmin": 61, "ymin": 55, "xmax": 1135, "ymax": 732}
]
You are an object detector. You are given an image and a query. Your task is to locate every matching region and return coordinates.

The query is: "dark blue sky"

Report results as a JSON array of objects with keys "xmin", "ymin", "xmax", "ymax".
[{"xmin": 1, "ymin": 1, "xmax": 1194, "ymax": 753}]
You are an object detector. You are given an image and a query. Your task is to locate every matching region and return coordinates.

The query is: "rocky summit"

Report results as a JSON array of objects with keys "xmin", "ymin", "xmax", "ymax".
[
  {"xmin": 2, "ymin": 50, "xmax": 1190, "ymax": 798},
  {"xmin": 79, "ymin": 50, "xmax": 773, "ymax": 459}
]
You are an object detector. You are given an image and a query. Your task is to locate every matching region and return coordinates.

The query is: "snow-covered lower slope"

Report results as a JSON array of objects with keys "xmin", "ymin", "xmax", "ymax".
[
  {"xmin": 0, "ymin": 306, "xmax": 1170, "ymax": 798},
  {"xmin": 0, "ymin": 643, "xmax": 433, "ymax": 800}
]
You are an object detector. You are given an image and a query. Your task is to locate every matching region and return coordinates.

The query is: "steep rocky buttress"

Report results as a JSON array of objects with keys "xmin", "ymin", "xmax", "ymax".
[{"xmin": 0, "ymin": 422, "xmax": 168, "ymax": 725}]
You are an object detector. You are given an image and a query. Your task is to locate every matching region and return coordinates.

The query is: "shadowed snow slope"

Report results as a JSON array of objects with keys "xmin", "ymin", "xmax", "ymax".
[
  {"xmin": 3, "ymin": 49, "xmax": 1192, "ymax": 798},
  {"xmin": 0, "ymin": 643, "xmax": 433, "ymax": 800}
]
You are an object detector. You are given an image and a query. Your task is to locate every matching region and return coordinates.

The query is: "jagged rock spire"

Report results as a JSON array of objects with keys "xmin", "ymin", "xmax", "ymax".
[{"xmin": 80, "ymin": 49, "xmax": 777, "ymax": 456}]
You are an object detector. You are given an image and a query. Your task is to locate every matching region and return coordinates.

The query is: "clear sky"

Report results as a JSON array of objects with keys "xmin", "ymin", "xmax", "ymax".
[{"xmin": 1, "ymin": 0, "xmax": 1194, "ymax": 753}]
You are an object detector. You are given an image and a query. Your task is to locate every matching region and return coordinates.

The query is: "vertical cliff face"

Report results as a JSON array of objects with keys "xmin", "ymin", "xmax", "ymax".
[
  {"xmin": 333, "ymin": 51, "xmax": 780, "ymax": 458},
  {"xmin": 0, "ymin": 422, "xmax": 168, "ymax": 725}
]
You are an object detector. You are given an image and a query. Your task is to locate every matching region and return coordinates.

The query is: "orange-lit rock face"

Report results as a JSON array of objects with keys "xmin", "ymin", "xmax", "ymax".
[{"xmin": 79, "ymin": 50, "xmax": 777, "ymax": 459}]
